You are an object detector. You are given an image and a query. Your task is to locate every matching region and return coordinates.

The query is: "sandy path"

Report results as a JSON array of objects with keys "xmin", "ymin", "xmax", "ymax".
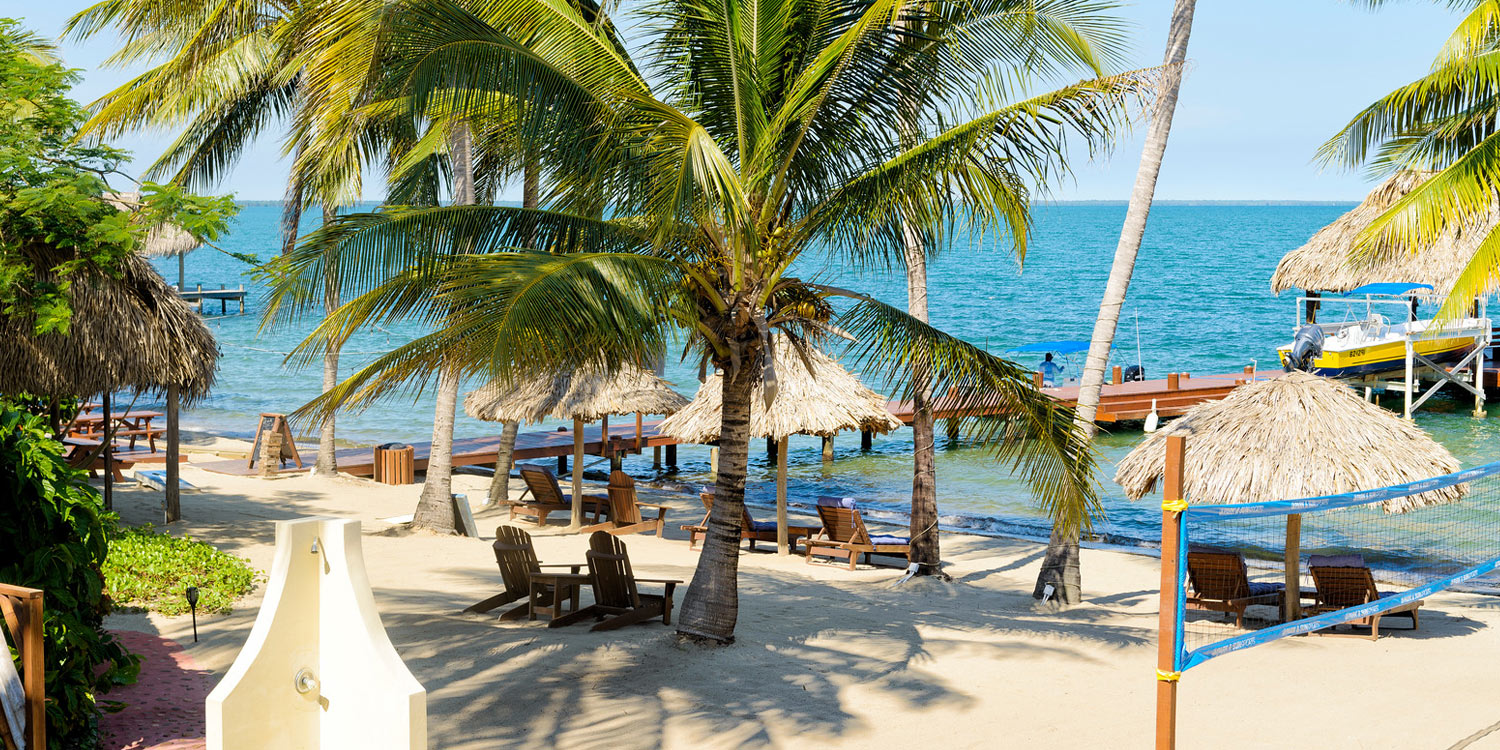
[{"xmin": 102, "ymin": 457, "xmax": 1500, "ymax": 749}]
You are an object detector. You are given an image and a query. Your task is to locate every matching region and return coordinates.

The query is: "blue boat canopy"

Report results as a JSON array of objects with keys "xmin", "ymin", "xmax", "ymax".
[
  {"xmin": 1006, "ymin": 340, "xmax": 1091, "ymax": 355},
  {"xmin": 1341, "ymin": 282, "xmax": 1434, "ymax": 297}
]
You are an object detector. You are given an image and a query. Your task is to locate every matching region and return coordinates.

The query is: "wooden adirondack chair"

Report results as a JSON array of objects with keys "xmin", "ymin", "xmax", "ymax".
[
  {"xmin": 548, "ymin": 532, "xmax": 681, "ymax": 631},
  {"xmin": 512, "ymin": 465, "xmax": 607, "ymax": 526},
  {"xmin": 681, "ymin": 490, "xmax": 820, "ymax": 551},
  {"xmin": 0, "ymin": 583, "xmax": 44, "ymax": 750},
  {"xmin": 581, "ymin": 471, "xmax": 669, "ymax": 537},
  {"xmin": 463, "ymin": 526, "xmax": 583, "ymax": 619},
  {"xmin": 804, "ymin": 497, "xmax": 910, "ymax": 570}
]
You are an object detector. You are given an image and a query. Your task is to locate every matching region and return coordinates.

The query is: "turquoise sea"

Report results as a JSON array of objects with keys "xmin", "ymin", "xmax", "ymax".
[{"xmin": 144, "ymin": 203, "xmax": 1500, "ymax": 565}]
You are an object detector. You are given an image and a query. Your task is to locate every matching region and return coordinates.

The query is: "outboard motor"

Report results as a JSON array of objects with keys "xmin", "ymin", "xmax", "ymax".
[
  {"xmin": 1284, "ymin": 324, "xmax": 1325, "ymax": 372},
  {"xmin": 1122, "ymin": 364, "xmax": 1145, "ymax": 382}
]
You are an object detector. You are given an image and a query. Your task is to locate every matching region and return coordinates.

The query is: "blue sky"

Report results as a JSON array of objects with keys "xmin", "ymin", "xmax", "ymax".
[{"xmin": 13, "ymin": 1, "xmax": 1470, "ymax": 202}]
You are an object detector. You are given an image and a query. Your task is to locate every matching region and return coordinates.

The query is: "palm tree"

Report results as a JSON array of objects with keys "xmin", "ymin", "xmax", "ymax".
[
  {"xmin": 268, "ymin": 0, "xmax": 1147, "ymax": 643},
  {"xmin": 1319, "ymin": 0, "xmax": 1500, "ymax": 318},
  {"xmin": 898, "ymin": 2, "xmax": 1129, "ymax": 576},
  {"xmin": 65, "ymin": 0, "xmax": 389, "ymax": 477},
  {"xmin": 1029, "ymin": 0, "xmax": 1197, "ymax": 605}
]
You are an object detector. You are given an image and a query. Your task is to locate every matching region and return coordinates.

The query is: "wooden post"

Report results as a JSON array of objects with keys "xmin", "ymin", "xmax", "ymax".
[
  {"xmin": 665, "ymin": 444, "xmax": 677, "ymax": 467},
  {"xmin": 1243, "ymin": 364, "xmax": 1254, "ymax": 376},
  {"xmin": 653, "ymin": 446, "xmax": 662, "ymax": 469},
  {"xmin": 165, "ymin": 383, "xmax": 181, "ymax": 523},
  {"xmin": 600, "ymin": 415, "xmax": 609, "ymax": 461},
  {"xmin": 1156, "ymin": 434, "xmax": 1187, "ymax": 750},
  {"xmin": 709, "ymin": 446, "xmax": 718, "ymax": 480},
  {"xmin": 1166, "ymin": 372, "xmax": 1179, "ymax": 391},
  {"xmin": 766, "ymin": 437, "xmax": 778, "ymax": 461},
  {"xmin": 177, "ymin": 253, "xmax": 185, "ymax": 291},
  {"xmin": 1033, "ymin": 371, "xmax": 1044, "ymax": 389},
  {"xmin": 946, "ymin": 419, "xmax": 960, "ymax": 441},
  {"xmin": 0, "ymin": 584, "xmax": 45, "ymax": 750},
  {"xmin": 1112, "ymin": 365, "xmax": 1122, "ymax": 385},
  {"xmin": 1305, "ymin": 290, "xmax": 1320, "ymax": 324},
  {"xmin": 1404, "ymin": 340, "xmax": 1414, "ymax": 418},
  {"xmin": 239, "ymin": 284, "xmax": 245, "ymax": 315},
  {"xmin": 1284, "ymin": 514, "xmax": 1302, "ymax": 622},
  {"xmin": 861, "ymin": 430, "xmax": 873, "ymax": 451},
  {"xmin": 776, "ymin": 436, "xmax": 789, "ymax": 555},
  {"xmin": 102, "ymin": 392, "xmax": 113, "ymax": 510},
  {"xmin": 635, "ymin": 412, "xmax": 644, "ymax": 451},
  {"xmin": 571, "ymin": 418, "xmax": 585, "ymax": 529},
  {"xmin": 821, "ymin": 434, "xmax": 834, "ymax": 464}
]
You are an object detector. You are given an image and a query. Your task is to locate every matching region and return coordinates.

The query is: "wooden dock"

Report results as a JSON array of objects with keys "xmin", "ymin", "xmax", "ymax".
[
  {"xmin": 889, "ymin": 368, "xmax": 1288, "ymax": 424},
  {"xmin": 199, "ymin": 368, "xmax": 1295, "ymax": 480},
  {"xmin": 178, "ymin": 284, "xmax": 247, "ymax": 316},
  {"xmin": 198, "ymin": 418, "xmax": 678, "ymax": 478}
]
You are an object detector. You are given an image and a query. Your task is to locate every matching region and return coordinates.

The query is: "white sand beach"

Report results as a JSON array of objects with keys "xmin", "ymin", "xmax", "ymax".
[{"xmin": 103, "ymin": 448, "xmax": 1500, "ymax": 750}]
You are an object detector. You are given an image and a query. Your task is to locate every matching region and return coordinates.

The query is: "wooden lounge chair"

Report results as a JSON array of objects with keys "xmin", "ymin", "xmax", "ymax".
[
  {"xmin": 0, "ymin": 583, "xmax": 44, "ymax": 750},
  {"xmin": 681, "ymin": 490, "xmax": 820, "ymax": 552},
  {"xmin": 1307, "ymin": 554, "xmax": 1422, "ymax": 640},
  {"xmin": 581, "ymin": 471, "xmax": 669, "ymax": 538},
  {"xmin": 803, "ymin": 497, "xmax": 910, "ymax": 570},
  {"xmin": 1184, "ymin": 548, "xmax": 1285, "ymax": 628},
  {"xmin": 462, "ymin": 526, "xmax": 584, "ymax": 619},
  {"xmin": 512, "ymin": 465, "xmax": 607, "ymax": 526},
  {"xmin": 549, "ymin": 532, "xmax": 681, "ymax": 631}
]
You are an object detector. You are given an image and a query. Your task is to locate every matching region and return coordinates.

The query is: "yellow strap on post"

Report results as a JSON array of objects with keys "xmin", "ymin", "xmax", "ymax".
[
  {"xmin": 1161, "ymin": 498, "xmax": 1188, "ymax": 513},
  {"xmin": 1156, "ymin": 669, "xmax": 1181, "ymax": 682}
]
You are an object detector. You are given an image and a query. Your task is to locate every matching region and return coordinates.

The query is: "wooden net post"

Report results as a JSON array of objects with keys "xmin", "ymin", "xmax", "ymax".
[{"xmin": 1156, "ymin": 434, "xmax": 1186, "ymax": 750}]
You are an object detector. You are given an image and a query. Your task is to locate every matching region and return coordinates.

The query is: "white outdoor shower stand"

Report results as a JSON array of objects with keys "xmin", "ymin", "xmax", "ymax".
[{"xmin": 206, "ymin": 518, "xmax": 426, "ymax": 749}]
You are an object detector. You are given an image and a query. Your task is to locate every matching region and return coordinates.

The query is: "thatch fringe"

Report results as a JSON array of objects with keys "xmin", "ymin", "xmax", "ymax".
[
  {"xmin": 660, "ymin": 336, "xmax": 902, "ymax": 443},
  {"xmin": 0, "ymin": 251, "xmax": 218, "ymax": 402},
  {"xmin": 1270, "ymin": 171, "xmax": 1500, "ymax": 296},
  {"xmin": 1113, "ymin": 372, "xmax": 1463, "ymax": 513},
  {"xmin": 464, "ymin": 364, "xmax": 688, "ymax": 424}
]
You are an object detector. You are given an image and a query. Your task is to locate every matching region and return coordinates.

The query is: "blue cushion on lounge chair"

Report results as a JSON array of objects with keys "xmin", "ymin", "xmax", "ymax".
[
  {"xmin": 868, "ymin": 534, "xmax": 908, "ymax": 546},
  {"xmin": 816, "ymin": 496, "xmax": 857, "ymax": 509},
  {"xmin": 1247, "ymin": 581, "xmax": 1285, "ymax": 597},
  {"xmin": 749, "ymin": 520, "xmax": 778, "ymax": 532},
  {"xmin": 1308, "ymin": 554, "xmax": 1366, "ymax": 569}
]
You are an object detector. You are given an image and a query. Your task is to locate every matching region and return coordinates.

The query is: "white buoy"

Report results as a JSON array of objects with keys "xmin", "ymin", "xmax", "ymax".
[{"xmin": 1144, "ymin": 399, "xmax": 1160, "ymax": 433}]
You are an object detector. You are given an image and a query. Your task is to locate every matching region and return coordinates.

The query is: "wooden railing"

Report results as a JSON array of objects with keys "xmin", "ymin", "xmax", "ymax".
[{"xmin": 0, "ymin": 583, "xmax": 44, "ymax": 750}]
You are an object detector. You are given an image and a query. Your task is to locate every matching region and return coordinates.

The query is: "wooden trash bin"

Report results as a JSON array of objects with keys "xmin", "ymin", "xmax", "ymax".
[{"xmin": 373, "ymin": 443, "xmax": 415, "ymax": 485}]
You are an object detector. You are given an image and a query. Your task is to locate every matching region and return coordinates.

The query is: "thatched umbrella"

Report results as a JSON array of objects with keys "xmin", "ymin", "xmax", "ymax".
[
  {"xmin": 105, "ymin": 192, "xmax": 201, "ymax": 289},
  {"xmin": 464, "ymin": 364, "xmax": 688, "ymax": 528},
  {"xmin": 660, "ymin": 336, "xmax": 903, "ymax": 553},
  {"xmin": 1114, "ymin": 371, "xmax": 1462, "ymax": 618},
  {"xmin": 0, "ymin": 249, "xmax": 218, "ymax": 520},
  {"xmin": 1271, "ymin": 171, "xmax": 1500, "ymax": 297}
]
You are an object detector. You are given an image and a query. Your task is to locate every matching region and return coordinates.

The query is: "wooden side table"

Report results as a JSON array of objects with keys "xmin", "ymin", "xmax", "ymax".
[{"xmin": 529, "ymin": 572, "xmax": 589, "ymax": 621}]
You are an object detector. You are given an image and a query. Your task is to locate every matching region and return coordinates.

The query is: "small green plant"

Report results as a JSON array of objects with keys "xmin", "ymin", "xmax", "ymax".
[{"xmin": 103, "ymin": 525, "xmax": 259, "ymax": 616}]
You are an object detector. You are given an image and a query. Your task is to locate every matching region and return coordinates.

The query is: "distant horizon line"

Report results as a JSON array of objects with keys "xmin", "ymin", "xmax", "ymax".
[{"xmin": 231, "ymin": 198, "xmax": 1361, "ymax": 208}]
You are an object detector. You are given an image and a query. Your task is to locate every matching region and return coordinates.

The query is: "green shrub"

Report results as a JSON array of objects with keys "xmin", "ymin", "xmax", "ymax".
[
  {"xmin": 0, "ymin": 403, "xmax": 138, "ymax": 749},
  {"xmin": 103, "ymin": 526, "xmax": 258, "ymax": 616}
]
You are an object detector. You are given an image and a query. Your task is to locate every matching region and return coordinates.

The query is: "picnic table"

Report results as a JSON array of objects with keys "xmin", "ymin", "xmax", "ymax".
[{"xmin": 68, "ymin": 411, "xmax": 165, "ymax": 452}]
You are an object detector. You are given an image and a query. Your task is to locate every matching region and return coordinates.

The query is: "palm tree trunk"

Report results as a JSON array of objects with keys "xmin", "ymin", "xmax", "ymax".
[
  {"xmin": 903, "ymin": 221, "xmax": 940, "ymax": 573},
  {"xmin": 485, "ymin": 161, "xmax": 540, "ymax": 507},
  {"xmin": 412, "ymin": 123, "xmax": 477, "ymax": 534},
  {"xmin": 676, "ymin": 354, "xmax": 756, "ymax": 643},
  {"xmin": 314, "ymin": 206, "xmax": 340, "ymax": 477},
  {"xmin": 1035, "ymin": 0, "xmax": 1197, "ymax": 605},
  {"xmin": 487, "ymin": 421, "xmax": 520, "ymax": 505},
  {"xmin": 279, "ymin": 158, "xmax": 304, "ymax": 257}
]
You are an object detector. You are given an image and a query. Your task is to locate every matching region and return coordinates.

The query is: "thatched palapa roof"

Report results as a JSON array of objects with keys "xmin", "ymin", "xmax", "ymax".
[
  {"xmin": 1113, "ymin": 372, "xmax": 1463, "ymax": 513},
  {"xmin": 1270, "ymin": 171, "xmax": 1500, "ymax": 296},
  {"xmin": 105, "ymin": 192, "xmax": 201, "ymax": 258},
  {"xmin": 0, "ymin": 252, "xmax": 219, "ymax": 402},
  {"xmin": 464, "ymin": 364, "xmax": 688, "ymax": 424},
  {"xmin": 660, "ymin": 336, "xmax": 903, "ymax": 443}
]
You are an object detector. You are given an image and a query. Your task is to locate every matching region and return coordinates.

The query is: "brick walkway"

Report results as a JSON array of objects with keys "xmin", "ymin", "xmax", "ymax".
[{"xmin": 99, "ymin": 629, "xmax": 212, "ymax": 750}]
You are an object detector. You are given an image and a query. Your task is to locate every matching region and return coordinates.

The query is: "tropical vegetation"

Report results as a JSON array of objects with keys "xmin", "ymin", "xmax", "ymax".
[
  {"xmin": 103, "ymin": 525, "xmax": 260, "ymax": 616},
  {"xmin": 258, "ymin": 0, "xmax": 1153, "ymax": 642}
]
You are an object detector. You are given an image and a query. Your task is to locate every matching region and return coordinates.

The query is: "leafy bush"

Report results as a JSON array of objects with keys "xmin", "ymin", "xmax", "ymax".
[
  {"xmin": 104, "ymin": 526, "xmax": 258, "ymax": 616},
  {"xmin": 0, "ymin": 403, "xmax": 138, "ymax": 749}
]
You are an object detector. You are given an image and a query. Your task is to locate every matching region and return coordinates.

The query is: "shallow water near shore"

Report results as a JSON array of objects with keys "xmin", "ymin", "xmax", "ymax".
[{"xmin": 147, "ymin": 202, "xmax": 1500, "ymax": 573}]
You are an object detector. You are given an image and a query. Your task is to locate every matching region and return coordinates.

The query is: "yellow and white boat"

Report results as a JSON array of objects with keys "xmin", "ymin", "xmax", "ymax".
[{"xmin": 1279, "ymin": 283, "xmax": 1490, "ymax": 378}]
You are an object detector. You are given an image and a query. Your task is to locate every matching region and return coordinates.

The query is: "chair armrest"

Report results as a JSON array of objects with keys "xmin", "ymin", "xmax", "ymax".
[
  {"xmin": 538, "ymin": 563, "xmax": 585, "ymax": 574},
  {"xmin": 634, "ymin": 578, "xmax": 683, "ymax": 584},
  {"xmin": 634, "ymin": 502, "xmax": 672, "ymax": 510}
]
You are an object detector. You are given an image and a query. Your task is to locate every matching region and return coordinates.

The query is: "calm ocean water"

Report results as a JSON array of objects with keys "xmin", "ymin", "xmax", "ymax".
[{"xmin": 145, "ymin": 203, "xmax": 1500, "ymax": 567}]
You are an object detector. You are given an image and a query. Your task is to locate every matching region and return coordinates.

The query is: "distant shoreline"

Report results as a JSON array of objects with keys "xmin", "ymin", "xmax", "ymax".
[{"xmin": 233, "ymin": 199, "xmax": 1362, "ymax": 208}]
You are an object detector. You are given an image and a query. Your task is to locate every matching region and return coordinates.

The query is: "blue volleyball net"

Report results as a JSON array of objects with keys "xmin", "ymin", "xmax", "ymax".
[{"xmin": 1166, "ymin": 460, "xmax": 1500, "ymax": 674}]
